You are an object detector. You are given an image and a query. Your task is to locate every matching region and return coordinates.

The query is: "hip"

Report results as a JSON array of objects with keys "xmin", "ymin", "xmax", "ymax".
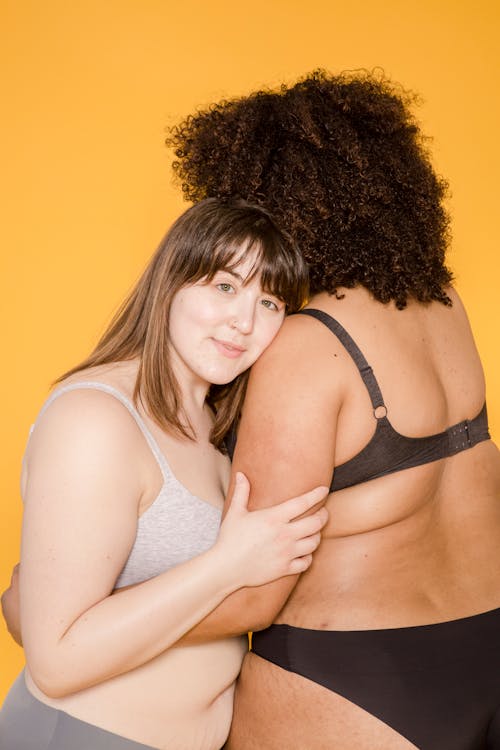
[{"xmin": 0, "ymin": 672, "xmax": 158, "ymax": 750}]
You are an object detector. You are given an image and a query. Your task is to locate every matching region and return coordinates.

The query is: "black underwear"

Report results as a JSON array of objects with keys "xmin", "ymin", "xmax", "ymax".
[{"xmin": 252, "ymin": 608, "xmax": 500, "ymax": 749}]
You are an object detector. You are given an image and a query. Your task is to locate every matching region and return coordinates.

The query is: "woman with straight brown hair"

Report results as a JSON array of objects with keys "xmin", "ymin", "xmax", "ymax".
[{"xmin": 0, "ymin": 197, "xmax": 328, "ymax": 750}]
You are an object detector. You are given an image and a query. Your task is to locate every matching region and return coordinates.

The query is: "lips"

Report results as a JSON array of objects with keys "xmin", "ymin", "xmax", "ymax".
[{"xmin": 212, "ymin": 338, "xmax": 246, "ymax": 359}]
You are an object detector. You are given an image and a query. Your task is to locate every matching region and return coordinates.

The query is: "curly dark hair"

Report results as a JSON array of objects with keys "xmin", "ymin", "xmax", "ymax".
[{"xmin": 167, "ymin": 70, "xmax": 453, "ymax": 309}]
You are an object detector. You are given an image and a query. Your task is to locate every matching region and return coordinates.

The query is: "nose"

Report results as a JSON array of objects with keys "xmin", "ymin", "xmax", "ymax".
[{"xmin": 231, "ymin": 294, "xmax": 256, "ymax": 335}]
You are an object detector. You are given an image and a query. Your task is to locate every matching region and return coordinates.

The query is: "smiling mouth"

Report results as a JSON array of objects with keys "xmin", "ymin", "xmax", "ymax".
[{"xmin": 212, "ymin": 339, "xmax": 246, "ymax": 358}]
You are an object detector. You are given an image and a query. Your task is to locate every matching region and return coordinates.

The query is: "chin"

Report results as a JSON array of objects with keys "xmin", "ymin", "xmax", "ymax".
[
  {"xmin": 205, "ymin": 365, "xmax": 247, "ymax": 386},
  {"xmin": 208, "ymin": 373, "xmax": 241, "ymax": 386}
]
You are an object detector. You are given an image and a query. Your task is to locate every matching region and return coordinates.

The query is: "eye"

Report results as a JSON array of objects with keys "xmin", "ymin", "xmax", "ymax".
[
  {"xmin": 260, "ymin": 298, "xmax": 281, "ymax": 312},
  {"xmin": 216, "ymin": 282, "xmax": 235, "ymax": 294}
]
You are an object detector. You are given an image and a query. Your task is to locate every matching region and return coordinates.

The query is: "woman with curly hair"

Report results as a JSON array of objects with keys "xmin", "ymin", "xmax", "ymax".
[{"xmin": 166, "ymin": 71, "xmax": 500, "ymax": 749}]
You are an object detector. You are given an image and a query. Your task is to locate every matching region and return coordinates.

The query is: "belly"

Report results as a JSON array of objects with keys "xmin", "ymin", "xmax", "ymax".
[{"xmin": 26, "ymin": 636, "xmax": 247, "ymax": 750}]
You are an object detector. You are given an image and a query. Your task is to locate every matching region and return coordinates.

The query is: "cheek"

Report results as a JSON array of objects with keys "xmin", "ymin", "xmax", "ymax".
[
  {"xmin": 171, "ymin": 289, "xmax": 218, "ymax": 330},
  {"xmin": 254, "ymin": 314, "xmax": 285, "ymax": 353},
  {"xmin": 186, "ymin": 291, "xmax": 222, "ymax": 326}
]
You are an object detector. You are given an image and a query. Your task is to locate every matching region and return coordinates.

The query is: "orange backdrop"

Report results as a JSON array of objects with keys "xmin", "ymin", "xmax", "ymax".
[{"xmin": 1, "ymin": 0, "xmax": 499, "ymax": 700}]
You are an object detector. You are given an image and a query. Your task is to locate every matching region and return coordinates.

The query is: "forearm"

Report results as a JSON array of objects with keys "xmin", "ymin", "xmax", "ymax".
[
  {"xmin": 178, "ymin": 576, "xmax": 296, "ymax": 645},
  {"xmin": 23, "ymin": 545, "xmax": 238, "ymax": 698},
  {"xmin": 177, "ymin": 590, "xmax": 257, "ymax": 645}
]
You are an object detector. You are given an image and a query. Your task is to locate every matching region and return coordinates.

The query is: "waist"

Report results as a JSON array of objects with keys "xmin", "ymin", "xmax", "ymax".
[
  {"xmin": 276, "ymin": 517, "xmax": 500, "ymax": 630},
  {"xmin": 25, "ymin": 637, "xmax": 245, "ymax": 749}
]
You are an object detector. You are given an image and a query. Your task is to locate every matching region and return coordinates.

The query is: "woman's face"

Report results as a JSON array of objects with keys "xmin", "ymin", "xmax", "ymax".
[{"xmin": 168, "ymin": 250, "xmax": 285, "ymax": 388}]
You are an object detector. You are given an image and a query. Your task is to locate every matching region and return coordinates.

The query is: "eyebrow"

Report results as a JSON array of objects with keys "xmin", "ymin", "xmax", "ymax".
[
  {"xmin": 217, "ymin": 268, "xmax": 245, "ymax": 282},
  {"xmin": 216, "ymin": 257, "xmax": 265, "ymax": 287}
]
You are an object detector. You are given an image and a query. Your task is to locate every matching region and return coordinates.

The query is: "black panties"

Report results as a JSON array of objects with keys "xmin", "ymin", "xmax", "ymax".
[{"xmin": 251, "ymin": 607, "xmax": 500, "ymax": 749}]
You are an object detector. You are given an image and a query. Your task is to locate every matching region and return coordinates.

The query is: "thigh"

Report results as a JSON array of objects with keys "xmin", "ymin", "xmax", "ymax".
[{"xmin": 227, "ymin": 653, "xmax": 418, "ymax": 750}]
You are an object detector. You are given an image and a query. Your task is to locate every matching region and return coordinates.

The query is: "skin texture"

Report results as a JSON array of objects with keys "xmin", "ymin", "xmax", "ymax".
[{"xmin": 2, "ymin": 254, "xmax": 328, "ymax": 750}]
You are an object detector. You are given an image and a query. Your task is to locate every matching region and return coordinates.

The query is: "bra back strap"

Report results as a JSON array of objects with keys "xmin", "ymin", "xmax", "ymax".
[
  {"xmin": 298, "ymin": 309, "xmax": 386, "ymax": 413},
  {"xmin": 447, "ymin": 402, "xmax": 490, "ymax": 454}
]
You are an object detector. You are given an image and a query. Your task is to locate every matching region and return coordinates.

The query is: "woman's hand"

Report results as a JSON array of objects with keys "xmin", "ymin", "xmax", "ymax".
[
  {"xmin": 1, "ymin": 563, "xmax": 22, "ymax": 646},
  {"xmin": 217, "ymin": 472, "xmax": 328, "ymax": 588}
]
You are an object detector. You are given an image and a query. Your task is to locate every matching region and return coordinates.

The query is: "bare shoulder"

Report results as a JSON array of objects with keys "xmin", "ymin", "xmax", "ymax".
[
  {"xmin": 251, "ymin": 312, "xmax": 348, "ymax": 388},
  {"xmin": 25, "ymin": 386, "xmax": 149, "ymax": 483},
  {"xmin": 442, "ymin": 285, "xmax": 482, "ymax": 332},
  {"xmin": 32, "ymin": 385, "xmax": 138, "ymax": 437},
  {"xmin": 444, "ymin": 285, "xmax": 470, "ymax": 317},
  {"xmin": 438, "ymin": 286, "xmax": 483, "ymax": 350}
]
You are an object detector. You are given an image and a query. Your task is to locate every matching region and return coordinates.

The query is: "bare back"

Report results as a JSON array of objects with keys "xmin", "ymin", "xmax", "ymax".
[{"xmin": 282, "ymin": 286, "xmax": 500, "ymax": 630}]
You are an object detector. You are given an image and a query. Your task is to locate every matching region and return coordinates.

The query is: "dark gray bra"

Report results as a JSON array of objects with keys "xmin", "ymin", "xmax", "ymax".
[{"xmin": 299, "ymin": 308, "xmax": 490, "ymax": 491}]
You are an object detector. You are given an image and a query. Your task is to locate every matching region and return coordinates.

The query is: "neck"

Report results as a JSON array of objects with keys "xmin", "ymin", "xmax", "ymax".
[{"xmin": 169, "ymin": 352, "xmax": 210, "ymax": 415}]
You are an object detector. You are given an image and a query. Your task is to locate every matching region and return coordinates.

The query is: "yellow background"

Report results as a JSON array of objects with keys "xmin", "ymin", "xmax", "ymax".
[{"xmin": 1, "ymin": 0, "xmax": 499, "ymax": 700}]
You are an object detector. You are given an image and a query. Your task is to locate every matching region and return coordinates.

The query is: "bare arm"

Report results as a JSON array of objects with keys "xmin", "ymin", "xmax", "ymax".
[
  {"xmin": 20, "ymin": 388, "xmax": 327, "ymax": 698},
  {"xmin": 178, "ymin": 315, "xmax": 341, "ymax": 643}
]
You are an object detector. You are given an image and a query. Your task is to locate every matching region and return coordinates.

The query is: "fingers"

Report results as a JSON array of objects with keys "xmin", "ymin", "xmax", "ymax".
[
  {"xmin": 289, "ymin": 507, "xmax": 328, "ymax": 538},
  {"xmin": 226, "ymin": 472, "xmax": 250, "ymax": 514},
  {"xmin": 288, "ymin": 554, "xmax": 313, "ymax": 575},
  {"xmin": 275, "ymin": 486, "xmax": 329, "ymax": 521},
  {"xmin": 293, "ymin": 532, "xmax": 322, "ymax": 558},
  {"xmin": 285, "ymin": 530, "xmax": 323, "ymax": 576},
  {"xmin": 285, "ymin": 511, "xmax": 327, "ymax": 577}
]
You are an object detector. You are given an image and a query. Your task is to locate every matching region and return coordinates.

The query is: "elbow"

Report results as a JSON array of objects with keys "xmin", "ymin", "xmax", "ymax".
[
  {"xmin": 240, "ymin": 592, "xmax": 282, "ymax": 633},
  {"xmin": 247, "ymin": 612, "xmax": 276, "ymax": 633},
  {"xmin": 27, "ymin": 655, "xmax": 86, "ymax": 699},
  {"xmin": 36, "ymin": 682, "xmax": 71, "ymax": 700},
  {"xmin": 29, "ymin": 668, "xmax": 76, "ymax": 699}
]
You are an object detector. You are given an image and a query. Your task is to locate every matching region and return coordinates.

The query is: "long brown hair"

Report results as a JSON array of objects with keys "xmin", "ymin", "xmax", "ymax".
[{"xmin": 59, "ymin": 198, "xmax": 308, "ymax": 449}]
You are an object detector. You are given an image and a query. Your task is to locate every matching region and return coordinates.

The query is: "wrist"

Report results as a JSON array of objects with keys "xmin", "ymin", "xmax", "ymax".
[{"xmin": 205, "ymin": 540, "xmax": 243, "ymax": 599}]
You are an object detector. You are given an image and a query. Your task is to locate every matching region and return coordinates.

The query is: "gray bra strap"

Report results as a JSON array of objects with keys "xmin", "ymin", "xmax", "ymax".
[{"xmin": 36, "ymin": 381, "xmax": 170, "ymax": 481}]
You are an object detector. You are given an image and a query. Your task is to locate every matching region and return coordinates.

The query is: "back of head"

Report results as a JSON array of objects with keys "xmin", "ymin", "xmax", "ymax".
[{"xmin": 168, "ymin": 70, "xmax": 452, "ymax": 309}]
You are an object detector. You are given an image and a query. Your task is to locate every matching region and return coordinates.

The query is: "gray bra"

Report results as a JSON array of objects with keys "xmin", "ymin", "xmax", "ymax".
[{"xmin": 33, "ymin": 382, "xmax": 222, "ymax": 588}]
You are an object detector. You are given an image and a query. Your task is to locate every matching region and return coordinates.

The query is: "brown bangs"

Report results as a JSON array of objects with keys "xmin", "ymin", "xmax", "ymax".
[{"xmin": 193, "ymin": 207, "xmax": 309, "ymax": 313}]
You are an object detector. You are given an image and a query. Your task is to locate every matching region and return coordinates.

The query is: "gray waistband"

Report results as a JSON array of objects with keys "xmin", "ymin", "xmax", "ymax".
[{"xmin": 0, "ymin": 672, "xmax": 157, "ymax": 749}]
